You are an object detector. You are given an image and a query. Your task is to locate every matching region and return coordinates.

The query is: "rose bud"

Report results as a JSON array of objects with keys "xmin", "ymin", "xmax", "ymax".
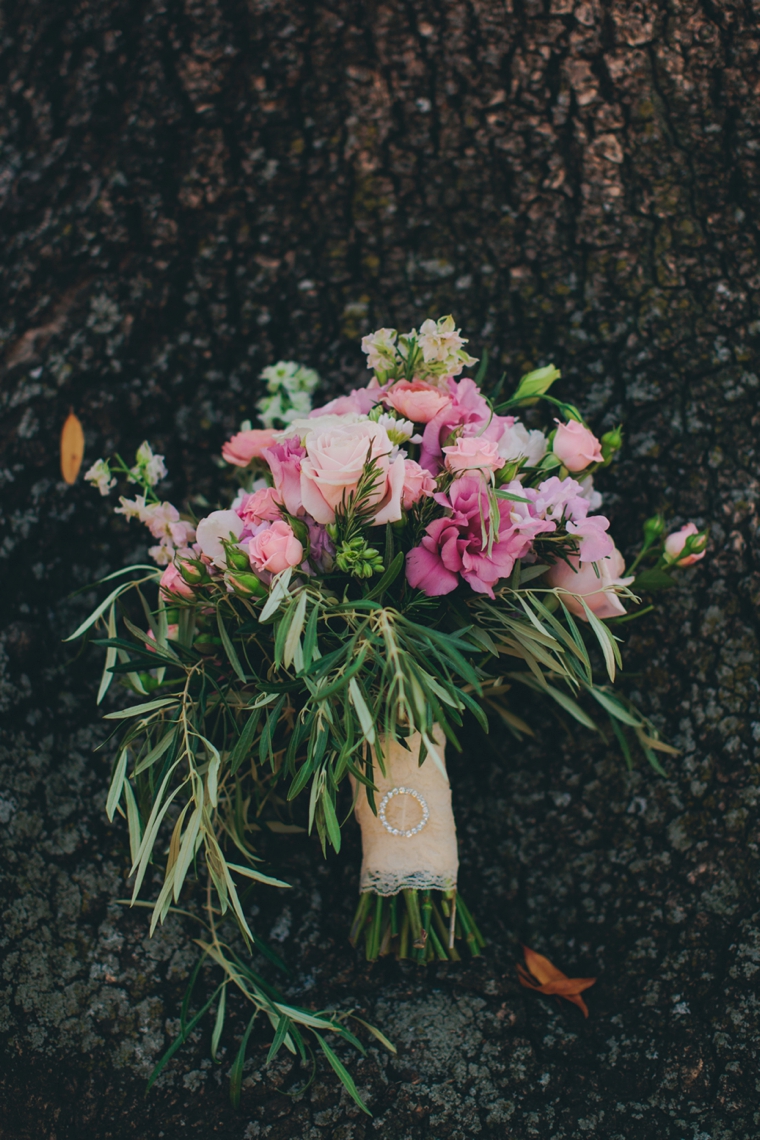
[
  {"xmin": 159, "ymin": 563, "xmax": 196, "ymax": 600},
  {"xmin": 225, "ymin": 571, "xmax": 268, "ymax": 599},
  {"xmin": 664, "ymin": 523, "xmax": 707, "ymax": 566},
  {"xmin": 552, "ymin": 420, "xmax": 603, "ymax": 472}
]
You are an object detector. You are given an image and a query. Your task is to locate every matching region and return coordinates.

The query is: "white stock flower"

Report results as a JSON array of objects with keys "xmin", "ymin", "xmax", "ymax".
[
  {"xmin": 361, "ymin": 327, "xmax": 399, "ymax": 371},
  {"xmin": 497, "ymin": 421, "xmax": 548, "ymax": 468},
  {"xmin": 257, "ymin": 362, "xmax": 320, "ymax": 426},
  {"xmin": 375, "ymin": 412, "xmax": 418, "ymax": 446},
  {"xmin": 129, "ymin": 441, "xmax": 168, "ymax": 487},
  {"xmin": 416, "ymin": 315, "xmax": 478, "ymax": 376},
  {"xmin": 196, "ymin": 509, "xmax": 245, "ymax": 569},
  {"xmin": 578, "ymin": 474, "xmax": 603, "ymax": 511},
  {"xmin": 84, "ymin": 458, "xmax": 115, "ymax": 496}
]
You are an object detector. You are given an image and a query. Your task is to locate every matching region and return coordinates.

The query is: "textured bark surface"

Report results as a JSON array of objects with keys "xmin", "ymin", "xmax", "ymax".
[{"xmin": 1, "ymin": 1, "xmax": 759, "ymax": 1137}]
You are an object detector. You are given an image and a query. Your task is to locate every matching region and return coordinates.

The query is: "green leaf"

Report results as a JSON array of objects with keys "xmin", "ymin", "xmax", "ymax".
[
  {"xmin": 217, "ymin": 610, "xmax": 247, "ymax": 682},
  {"xmin": 229, "ymin": 1012, "xmax": 258, "ymax": 1108},
  {"xmin": 65, "ymin": 580, "xmax": 140, "ymax": 642},
  {"xmin": 227, "ymin": 862, "xmax": 292, "ymax": 889},
  {"xmin": 349, "ymin": 1015, "xmax": 397, "ymax": 1055},
  {"xmin": 134, "ymin": 728, "xmax": 177, "ymax": 776},
  {"xmin": 302, "ymin": 602, "xmax": 320, "ymax": 671},
  {"xmin": 266, "ymin": 1014, "xmax": 292, "ymax": 1065},
  {"xmin": 283, "ymin": 590, "xmax": 308, "ymax": 669},
  {"xmin": 103, "ymin": 697, "xmax": 178, "ymax": 720},
  {"xmin": 105, "ymin": 749, "xmax": 128, "ymax": 821},
  {"xmin": 147, "ymin": 984, "xmax": 222, "ymax": 1092},
  {"xmin": 321, "ymin": 791, "xmax": 342, "ymax": 853},
  {"xmin": 259, "ymin": 567, "xmax": 292, "ymax": 622},
  {"xmin": 211, "ymin": 985, "xmax": 227, "ymax": 1061},
  {"xmin": 588, "ymin": 686, "xmax": 642, "ymax": 726},
  {"xmin": 348, "ymin": 678, "xmax": 375, "ymax": 744},
  {"xmin": 316, "ymin": 1034, "xmax": 371, "ymax": 1116},
  {"xmin": 365, "ymin": 551, "xmax": 404, "ymax": 601},
  {"xmin": 97, "ymin": 603, "xmax": 118, "ymax": 705},
  {"xmin": 580, "ymin": 600, "xmax": 621, "ymax": 682},
  {"xmin": 632, "ymin": 568, "xmax": 676, "ymax": 591},
  {"xmin": 229, "ymin": 709, "xmax": 262, "ymax": 776},
  {"xmin": 510, "ymin": 364, "xmax": 561, "ymax": 402}
]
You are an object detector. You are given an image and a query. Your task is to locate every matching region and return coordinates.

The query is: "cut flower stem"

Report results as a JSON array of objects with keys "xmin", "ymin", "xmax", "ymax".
[{"xmin": 350, "ymin": 889, "xmax": 485, "ymax": 963}]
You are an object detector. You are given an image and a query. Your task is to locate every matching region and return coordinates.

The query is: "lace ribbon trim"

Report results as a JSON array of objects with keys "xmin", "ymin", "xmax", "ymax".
[{"xmin": 360, "ymin": 869, "xmax": 458, "ymax": 897}]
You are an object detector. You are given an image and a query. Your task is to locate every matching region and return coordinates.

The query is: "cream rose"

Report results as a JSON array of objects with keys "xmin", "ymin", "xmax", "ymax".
[{"xmin": 299, "ymin": 421, "xmax": 405, "ymax": 525}]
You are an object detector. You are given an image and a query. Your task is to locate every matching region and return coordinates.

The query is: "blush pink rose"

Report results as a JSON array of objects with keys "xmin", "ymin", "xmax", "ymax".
[
  {"xmin": 443, "ymin": 436, "xmax": 502, "ymax": 476},
  {"xmin": 248, "ymin": 520, "xmax": 304, "ymax": 575},
  {"xmin": 419, "ymin": 377, "xmax": 497, "ymax": 472},
  {"xmin": 405, "ymin": 475, "xmax": 533, "ymax": 597},
  {"xmin": 401, "ymin": 459, "xmax": 436, "ymax": 509},
  {"xmin": 664, "ymin": 523, "xmax": 706, "ymax": 565},
  {"xmin": 384, "ymin": 380, "xmax": 452, "ymax": 424},
  {"xmin": 262, "ymin": 438, "xmax": 306, "ymax": 516},
  {"xmin": 159, "ymin": 562, "xmax": 196, "ymax": 600},
  {"xmin": 545, "ymin": 547, "xmax": 634, "ymax": 620},
  {"xmin": 299, "ymin": 421, "xmax": 405, "ymax": 525},
  {"xmin": 222, "ymin": 428, "xmax": 279, "ymax": 466},
  {"xmin": 552, "ymin": 420, "xmax": 603, "ymax": 472},
  {"xmin": 237, "ymin": 487, "xmax": 284, "ymax": 527}
]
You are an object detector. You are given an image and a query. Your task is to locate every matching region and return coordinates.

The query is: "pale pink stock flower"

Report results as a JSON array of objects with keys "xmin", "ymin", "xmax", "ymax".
[
  {"xmin": 196, "ymin": 509, "xmax": 244, "ymax": 569},
  {"xmin": 262, "ymin": 438, "xmax": 306, "ymax": 516},
  {"xmin": 401, "ymin": 459, "xmax": 436, "ymax": 509},
  {"xmin": 552, "ymin": 420, "xmax": 603, "ymax": 472},
  {"xmin": 545, "ymin": 547, "xmax": 634, "ymax": 620},
  {"xmin": 159, "ymin": 563, "xmax": 196, "ymax": 600},
  {"xmin": 664, "ymin": 523, "xmax": 706, "ymax": 566},
  {"xmin": 237, "ymin": 487, "xmax": 284, "ymax": 527},
  {"xmin": 309, "ymin": 386, "xmax": 381, "ymax": 417},
  {"xmin": 443, "ymin": 435, "xmax": 502, "ymax": 476},
  {"xmin": 299, "ymin": 420, "xmax": 405, "ymax": 525},
  {"xmin": 565, "ymin": 516, "xmax": 614, "ymax": 562},
  {"xmin": 528, "ymin": 476, "xmax": 590, "ymax": 522},
  {"xmin": 405, "ymin": 476, "xmax": 534, "ymax": 597},
  {"xmin": 248, "ymin": 520, "xmax": 304, "ymax": 575},
  {"xmin": 384, "ymin": 380, "xmax": 452, "ymax": 424},
  {"xmin": 222, "ymin": 428, "xmax": 279, "ymax": 466}
]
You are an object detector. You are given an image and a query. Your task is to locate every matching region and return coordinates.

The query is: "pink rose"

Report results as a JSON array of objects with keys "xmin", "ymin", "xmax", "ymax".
[
  {"xmin": 384, "ymin": 380, "xmax": 452, "ymax": 424},
  {"xmin": 222, "ymin": 428, "xmax": 279, "ymax": 467},
  {"xmin": 664, "ymin": 523, "xmax": 706, "ymax": 566},
  {"xmin": 552, "ymin": 420, "xmax": 603, "ymax": 472},
  {"xmin": 442, "ymin": 436, "xmax": 502, "ymax": 476},
  {"xmin": 263, "ymin": 438, "xmax": 306, "ymax": 516},
  {"xmin": 545, "ymin": 547, "xmax": 634, "ymax": 620},
  {"xmin": 401, "ymin": 459, "xmax": 436, "ymax": 510},
  {"xmin": 237, "ymin": 487, "xmax": 284, "ymax": 527},
  {"xmin": 299, "ymin": 421, "xmax": 405, "ymax": 525},
  {"xmin": 147, "ymin": 624, "xmax": 180, "ymax": 649},
  {"xmin": 159, "ymin": 562, "xmax": 196, "ymax": 600},
  {"xmin": 405, "ymin": 475, "xmax": 533, "ymax": 597},
  {"xmin": 248, "ymin": 520, "xmax": 304, "ymax": 575}
]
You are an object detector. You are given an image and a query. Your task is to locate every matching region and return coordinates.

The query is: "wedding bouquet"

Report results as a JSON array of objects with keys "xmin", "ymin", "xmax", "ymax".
[{"xmin": 75, "ymin": 315, "xmax": 707, "ymax": 1106}]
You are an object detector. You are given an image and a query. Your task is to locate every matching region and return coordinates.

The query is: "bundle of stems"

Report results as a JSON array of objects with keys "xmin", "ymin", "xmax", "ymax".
[{"xmin": 350, "ymin": 889, "xmax": 485, "ymax": 963}]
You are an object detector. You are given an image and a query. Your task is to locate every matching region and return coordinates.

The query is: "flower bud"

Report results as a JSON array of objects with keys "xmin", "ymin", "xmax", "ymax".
[
  {"xmin": 178, "ymin": 558, "xmax": 209, "ymax": 585},
  {"xmin": 225, "ymin": 571, "xmax": 268, "ymax": 599},
  {"xmin": 642, "ymin": 514, "xmax": 666, "ymax": 543},
  {"xmin": 223, "ymin": 539, "xmax": 252, "ymax": 572},
  {"xmin": 601, "ymin": 425, "xmax": 623, "ymax": 465}
]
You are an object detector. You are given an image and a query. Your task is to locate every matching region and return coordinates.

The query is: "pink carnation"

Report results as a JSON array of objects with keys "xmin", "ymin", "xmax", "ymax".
[
  {"xmin": 384, "ymin": 380, "xmax": 452, "ymax": 424},
  {"xmin": 401, "ymin": 459, "xmax": 436, "ymax": 510},
  {"xmin": 237, "ymin": 487, "xmax": 284, "ymax": 527},
  {"xmin": 443, "ymin": 436, "xmax": 502, "ymax": 476},
  {"xmin": 262, "ymin": 438, "xmax": 306, "ymax": 516},
  {"xmin": 248, "ymin": 520, "xmax": 304, "ymax": 575},
  {"xmin": 405, "ymin": 475, "xmax": 534, "ymax": 597},
  {"xmin": 552, "ymin": 420, "xmax": 603, "ymax": 472},
  {"xmin": 222, "ymin": 428, "xmax": 279, "ymax": 467}
]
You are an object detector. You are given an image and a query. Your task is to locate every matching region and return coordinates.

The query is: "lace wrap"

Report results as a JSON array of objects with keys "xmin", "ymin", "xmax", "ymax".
[{"xmin": 352, "ymin": 728, "xmax": 459, "ymax": 897}]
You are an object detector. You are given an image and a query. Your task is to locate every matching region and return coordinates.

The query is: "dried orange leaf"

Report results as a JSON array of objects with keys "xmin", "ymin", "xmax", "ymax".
[
  {"xmin": 517, "ymin": 945, "xmax": 596, "ymax": 1018},
  {"xmin": 60, "ymin": 411, "xmax": 85, "ymax": 484}
]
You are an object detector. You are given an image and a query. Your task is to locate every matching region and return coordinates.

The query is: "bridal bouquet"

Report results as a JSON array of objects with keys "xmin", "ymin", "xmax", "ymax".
[{"xmin": 75, "ymin": 316, "xmax": 706, "ymax": 1106}]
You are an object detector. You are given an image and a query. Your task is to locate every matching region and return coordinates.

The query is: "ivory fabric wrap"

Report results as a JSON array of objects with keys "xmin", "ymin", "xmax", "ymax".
[{"xmin": 352, "ymin": 729, "xmax": 459, "ymax": 896}]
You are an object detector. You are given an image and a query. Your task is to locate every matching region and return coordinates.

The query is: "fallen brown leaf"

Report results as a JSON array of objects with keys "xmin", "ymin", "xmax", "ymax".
[
  {"xmin": 60, "ymin": 411, "xmax": 85, "ymax": 484},
  {"xmin": 517, "ymin": 944, "xmax": 596, "ymax": 1018}
]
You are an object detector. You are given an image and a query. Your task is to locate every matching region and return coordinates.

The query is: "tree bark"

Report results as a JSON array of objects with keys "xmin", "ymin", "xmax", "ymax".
[{"xmin": 1, "ymin": 1, "xmax": 759, "ymax": 1136}]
